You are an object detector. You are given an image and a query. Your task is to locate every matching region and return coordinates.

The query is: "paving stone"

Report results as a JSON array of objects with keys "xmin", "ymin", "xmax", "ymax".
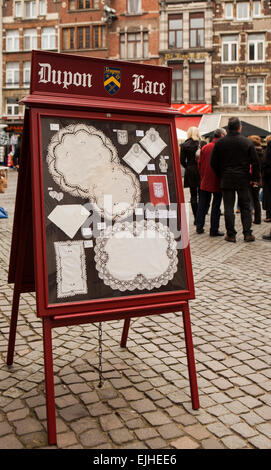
[
  {"xmin": 157, "ymin": 423, "xmax": 184, "ymax": 440},
  {"xmin": 221, "ymin": 435, "xmax": 248, "ymax": 449},
  {"xmin": 58, "ymin": 404, "xmax": 89, "ymax": 422},
  {"xmin": 248, "ymin": 435, "xmax": 271, "ymax": 449},
  {"xmin": 146, "ymin": 437, "xmax": 168, "ymax": 449},
  {"xmin": 134, "ymin": 428, "xmax": 159, "ymax": 440},
  {"xmin": 171, "ymin": 436, "xmax": 200, "ymax": 449},
  {"xmin": 99, "ymin": 414, "xmax": 123, "ymax": 431},
  {"xmin": 143, "ymin": 411, "xmax": 171, "ymax": 426},
  {"xmin": 201, "ymin": 438, "xmax": 225, "ymax": 449},
  {"xmin": 130, "ymin": 398, "xmax": 156, "ymax": 413},
  {"xmin": 14, "ymin": 417, "xmax": 43, "ymax": 435},
  {"xmin": 109, "ymin": 428, "xmax": 134, "ymax": 445},
  {"xmin": 79, "ymin": 429, "xmax": 108, "ymax": 448},
  {"xmin": 0, "ymin": 435, "xmax": 24, "ymax": 449}
]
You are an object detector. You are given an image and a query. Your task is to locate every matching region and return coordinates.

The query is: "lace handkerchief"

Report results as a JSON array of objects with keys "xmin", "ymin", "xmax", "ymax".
[
  {"xmin": 122, "ymin": 143, "xmax": 151, "ymax": 174},
  {"xmin": 140, "ymin": 128, "xmax": 167, "ymax": 159},
  {"xmin": 48, "ymin": 205, "xmax": 90, "ymax": 238},
  {"xmin": 94, "ymin": 220, "xmax": 178, "ymax": 291},
  {"xmin": 47, "ymin": 123, "xmax": 119, "ymax": 198},
  {"xmin": 88, "ymin": 163, "xmax": 141, "ymax": 221},
  {"xmin": 55, "ymin": 241, "xmax": 87, "ymax": 298}
]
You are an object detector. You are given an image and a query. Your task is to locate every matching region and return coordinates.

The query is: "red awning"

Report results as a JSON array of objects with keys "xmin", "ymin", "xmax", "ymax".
[
  {"xmin": 175, "ymin": 116, "xmax": 201, "ymax": 131},
  {"xmin": 172, "ymin": 104, "xmax": 212, "ymax": 114}
]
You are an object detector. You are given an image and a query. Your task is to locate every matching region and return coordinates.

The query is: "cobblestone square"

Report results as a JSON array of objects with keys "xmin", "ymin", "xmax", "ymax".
[{"xmin": 0, "ymin": 171, "xmax": 271, "ymax": 449}]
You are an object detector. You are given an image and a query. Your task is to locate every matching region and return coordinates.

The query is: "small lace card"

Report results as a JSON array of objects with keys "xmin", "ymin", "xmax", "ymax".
[
  {"xmin": 140, "ymin": 128, "xmax": 167, "ymax": 159},
  {"xmin": 122, "ymin": 143, "xmax": 151, "ymax": 174},
  {"xmin": 54, "ymin": 241, "xmax": 87, "ymax": 298},
  {"xmin": 148, "ymin": 175, "xmax": 170, "ymax": 206}
]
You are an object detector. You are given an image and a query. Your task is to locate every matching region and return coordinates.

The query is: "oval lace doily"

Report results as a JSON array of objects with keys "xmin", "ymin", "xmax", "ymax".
[{"xmin": 94, "ymin": 220, "xmax": 178, "ymax": 291}]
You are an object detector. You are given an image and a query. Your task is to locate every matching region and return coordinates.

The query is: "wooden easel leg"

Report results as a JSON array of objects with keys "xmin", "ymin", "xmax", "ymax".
[
  {"xmin": 120, "ymin": 318, "xmax": 131, "ymax": 348},
  {"xmin": 43, "ymin": 317, "xmax": 57, "ymax": 445},
  {"xmin": 182, "ymin": 302, "xmax": 200, "ymax": 410},
  {"xmin": 7, "ymin": 285, "xmax": 21, "ymax": 366}
]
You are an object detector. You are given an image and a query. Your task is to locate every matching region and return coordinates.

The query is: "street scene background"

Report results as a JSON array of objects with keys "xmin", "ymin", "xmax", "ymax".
[{"xmin": 0, "ymin": 170, "xmax": 270, "ymax": 450}]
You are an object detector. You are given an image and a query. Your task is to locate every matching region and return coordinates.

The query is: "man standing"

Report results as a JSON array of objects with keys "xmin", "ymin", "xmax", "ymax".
[
  {"xmin": 196, "ymin": 128, "xmax": 226, "ymax": 236},
  {"xmin": 210, "ymin": 117, "xmax": 259, "ymax": 242}
]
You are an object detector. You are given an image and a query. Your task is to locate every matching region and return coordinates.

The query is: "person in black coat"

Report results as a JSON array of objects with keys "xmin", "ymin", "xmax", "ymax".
[
  {"xmin": 247, "ymin": 135, "xmax": 264, "ymax": 225},
  {"xmin": 262, "ymin": 136, "xmax": 271, "ymax": 223},
  {"xmin": 210, "ymin": 117, "xmax": 259, "ymax": 242},
  {"xmin": 180, "ymin": 127, "xmax": 206, "ymax": 224}
]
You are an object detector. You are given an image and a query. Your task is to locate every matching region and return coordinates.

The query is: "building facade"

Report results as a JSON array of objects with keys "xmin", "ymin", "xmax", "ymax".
[
  {"xmin": 159, "ymin": 0, "xmax": 213, "ymax": 109},
  {"xmin": 109, "ymin": 0, "xmax": 160, "ymax": 65},
  {"xmin": 212, "ymin": 0, "xmax": 271, "ymax": 130},
  {"xmin": 2, "ymin": 0, "xmax": 59, "ymax": 131}
]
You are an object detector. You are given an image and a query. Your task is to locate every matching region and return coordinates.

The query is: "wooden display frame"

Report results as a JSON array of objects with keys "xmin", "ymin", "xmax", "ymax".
[{"xmin": 6, "ymin": 51, "xmax": 199, "ymax": 445}]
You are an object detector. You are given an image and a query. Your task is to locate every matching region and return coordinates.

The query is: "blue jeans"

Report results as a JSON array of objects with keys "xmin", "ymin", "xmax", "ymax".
[{"xmin": 196, "ymin": 190, "xmax": 222, "ymax": 234}]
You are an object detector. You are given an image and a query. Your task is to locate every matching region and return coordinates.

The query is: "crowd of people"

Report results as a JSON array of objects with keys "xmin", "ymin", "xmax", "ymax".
[{"xmin": 180, "ymin": 117, "xmax": 271, "ymax": 242}]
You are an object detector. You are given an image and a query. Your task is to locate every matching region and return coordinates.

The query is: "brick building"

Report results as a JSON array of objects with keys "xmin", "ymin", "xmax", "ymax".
[
  {"xmin": 2, "ymin": 0, "xmax": 59, "ymax": 131},
  {"xmin": 109, "ymin": 0, "xmax": 160, "ymax": 64},
  {"xmin": 212, "ymin": 0, "xmax": 271, "ymax": 131}
]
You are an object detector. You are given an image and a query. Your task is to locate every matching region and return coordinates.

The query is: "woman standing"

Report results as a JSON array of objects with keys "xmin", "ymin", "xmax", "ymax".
[{"xmin": 180, "ymin": 127, "xmax": 205, "ymax": 224}]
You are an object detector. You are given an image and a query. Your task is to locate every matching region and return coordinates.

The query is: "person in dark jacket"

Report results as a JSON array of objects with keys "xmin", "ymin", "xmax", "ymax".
[
  {"xmin": 262, "ymin": 136, "xmax": 271, "ymax": 223},
  {"xmin": 247, "ymin": 135, "xmax": 264, "ymax": 225},
  {"xmin": 196, "ymin": 128, "xmax": 226, "ymax": 236},
  {"xmin": 210, "ymin": 117, "xmax": 260, "ymax": 242},
  {"xmin": 180, "ymin": 127, "xmax": 206, "ymax": 224}
]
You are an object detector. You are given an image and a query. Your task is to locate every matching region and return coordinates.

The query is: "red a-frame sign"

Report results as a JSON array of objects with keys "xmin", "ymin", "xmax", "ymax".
[{"xmin": 6, "ymin": 51, "xmax": 199, "ymax": 445}]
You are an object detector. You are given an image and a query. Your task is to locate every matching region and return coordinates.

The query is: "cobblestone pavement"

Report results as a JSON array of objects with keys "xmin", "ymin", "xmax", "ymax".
[{"xmin": 0, "ymin": 170, "xmax": 271, "ymax": 450}]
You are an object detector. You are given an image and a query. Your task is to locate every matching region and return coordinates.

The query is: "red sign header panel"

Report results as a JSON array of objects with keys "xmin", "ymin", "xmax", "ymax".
[{"xmin": 31, "ymin": 50, "xmax": 172, "ymax": 106}]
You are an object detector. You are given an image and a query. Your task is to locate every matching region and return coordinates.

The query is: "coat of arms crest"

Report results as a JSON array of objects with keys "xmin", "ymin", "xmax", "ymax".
[{"xmin": 104, "ymin": 66, "xmax": 121, "ymax": 96}]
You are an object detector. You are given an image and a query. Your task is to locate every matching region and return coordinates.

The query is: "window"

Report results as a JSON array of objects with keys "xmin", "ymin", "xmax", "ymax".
[
  {"xmin": 222, "ymin": 78, "xmax": 238, "ymax": 105},
  {"xmin": 41, "ymin": 27, "xmax": 56, "ymax": 50},
  {"xmin": 253, "ymin": 1, "xmax": 261, "ymax": 17},
  {"xmin": 63, "ymin": 28, "xmax": 75, "ymax": 50},
  {"xmin": 190, "ymin": 13, "xmax": 204, "ymax": 48},
  {"xmin": 6, "ymin": 99, "xmax": 19, "ymax": 116},
  {"xmin": 248, "ymin": 34, "xmax": 264, "ymax": 62},
  {"xmin": 15, "ymin": 1, "xmax": 22, "ymax": 17},
  {"xmin": 39, "ymin": 0, "xmax": 46, "ymax": 15},
  {"xmin": 23, "ymin": 61, "xmax": 31, "ymax": 86},
  {"xmin": 248, "ymin": 77, "xmax": 264, "ymax": 104},
  {"xmin": 78, "ymin": 0, "xmax": 91, "ymax": 8},
  {"xmin": 237, "ymin": 2, "xmax": 249, "ymax": 20},
  {"xmin": 93, "ymin": 26, "xmax": 105, "ymax": 49},
  {"xmin": 6, "ymin": 62, "xmax": 20, "ymax": 87},
  {"xmin": 127, "ymin": 0, "xmax": 141, "ymax": 14},
  {"xmin": 6, "ymin": 30, "xmax": 20, "ymax": 52},
  {"xmin": 23, "ymin": 28, "xmax": 37, "ymax": 50},
  {"xmin": 189, "ymin": 64, "xmax": 204, "ymax": 101},
  {"xmin": 222, "ymin": 35, "xmax": 238, "ymax": 63},
  {"xmin": 120, "ymin": 31, "xmax": 148, "ymax": 60},
  {"xmin": 171, "ymin": 65, "xmax": 183, "ymax": 102},
  {"xmin": 225, "ymin": 3, "xmax": 233, "ymax": 18},
  {"xmin": 78, "ymin": 26, "xmax": 90, "ymax": 49},
  {"xmin": 25, "ymin": 1, "xmax": 37, "ymax": 18},
  {"xmin": 168, "ymin": 15, "xmax": 182, "ymax": 49}
]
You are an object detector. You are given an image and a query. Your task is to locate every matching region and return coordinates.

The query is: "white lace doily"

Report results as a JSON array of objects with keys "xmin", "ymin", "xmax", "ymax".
[
  {"xmin": 140, "ymin": 127, "xmax": 167, "ymax": 159},
  {"xmin": 88, "ymin": 163, "xmax": 141, "ymax": 221},
  {"xmin": 54, "ymin": 240, "xmax": 87, "ymax": 298},
  {"xmin": 94, "ymin": 220, "xmax": 178, "ymax": 291},
  {"xmin": 47, "ymin": 123, "xmax": 119, "ymax": 198}
]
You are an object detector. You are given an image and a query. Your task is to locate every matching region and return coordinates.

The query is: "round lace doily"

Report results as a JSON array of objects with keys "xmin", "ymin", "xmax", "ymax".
[
  {"xmin": 88, "ymin": 163, "xmax": 141, "ymax": 221},
  {"xmin": 47, "ymin": 123, "xmax": 119, "ymax": 198}
]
